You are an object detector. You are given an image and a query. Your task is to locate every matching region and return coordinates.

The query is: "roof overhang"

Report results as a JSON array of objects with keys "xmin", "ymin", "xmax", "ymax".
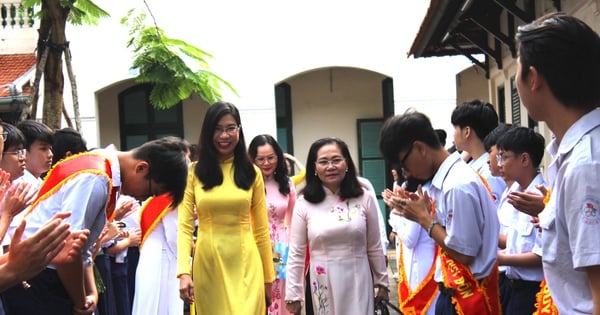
[{"xmin": 408, "ymin": 0, "xmax": 557, "ymax": 78}]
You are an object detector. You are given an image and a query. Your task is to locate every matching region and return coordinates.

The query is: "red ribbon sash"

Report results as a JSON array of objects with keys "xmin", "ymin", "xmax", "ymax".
[
  {"xmin": 139, "ymin": 193, "xmax": 173, "ymax": 249},
  {"xmin": 533, "ymin": 279, "xmax": 558, "ymax": 315},
  {"xmin": 440, "ymin": 249, "xmax": 500, "ymax": 315},
  {"xmin": 398, "ymin": 243, "xmax": 439, "ymax": 314},
  {"xmin": 26, "ymin": 153, "xmax": 116, "ymax": 220}
]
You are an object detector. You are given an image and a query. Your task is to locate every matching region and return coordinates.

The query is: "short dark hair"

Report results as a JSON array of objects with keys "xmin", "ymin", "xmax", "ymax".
[
  {"xmin": 303, "ymin": 137, "xmax": 363, "ymax": 203},
  {"xmin": 451, "ymin": 100, "xmax": 499, "ymax": 141},
  {"xmin": 379, "ymin": 111, "xmax": 441, "ymax": 165},
  {"xmin": 517, "ymin": 13, "xmax": 600, "ymax": 109},
  {"xmin": 483, "ymin": 123, "xmax": 514, "ymax": 152},
  {"xmin": 16, "ymin": 120, "xmax": 54, "ymax": 150},
  {"xmin": 133, "ymin": 137, "xmax": 189, "ymax": 205},
  {"xmin": 496, "ymin": 127, "xmax": 546, "ymax": 168},
  {"xmin": 248, "ymin": 134, "xmax": 291, "ymax": 196},
  {"xmin": 2, "ymin": 123, "xmax": 26, "ymax": 153},
  {"xmin": 52, "ymin": 128, "xmax": 88, "ymax": 164},
  {"xmin": 195, "ymin": 101, "xmax": 256, "ymax": 190},
  {"xmin": 435, "ymin": 129, "xmax": 447, "ymax": 147}
]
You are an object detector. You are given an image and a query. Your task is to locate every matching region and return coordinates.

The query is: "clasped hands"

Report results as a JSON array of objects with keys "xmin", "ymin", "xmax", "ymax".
[{"xmin": 382, "ymin": 185, "xmax": 431, "ymax": 224}]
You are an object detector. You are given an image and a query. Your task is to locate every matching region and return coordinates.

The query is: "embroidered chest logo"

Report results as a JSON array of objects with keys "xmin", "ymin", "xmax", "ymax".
[{"xmin": 582, "ymin": 197, "xmax": 600, "ymax": 225}]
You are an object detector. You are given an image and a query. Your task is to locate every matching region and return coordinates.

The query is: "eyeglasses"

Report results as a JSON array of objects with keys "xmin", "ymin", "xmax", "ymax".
[
  {"xmin": 316, "ymin": 157, "xmax": 346, "ymax": 167},
  {"xmin": 4, "ymin": 148, "xmax": 26, "ymax": 159},
  {"xmin": 398, "ymin": 143, "xmax": 414, "ymax": 170},
  {"xmin": 255, "ymin": 154, "xmax": 277, "ymax": 165},
  {"xmin": 214, "ymin": 125, "xmax": 240, "ymax": 136},
  {"xmin": 0, "ymin": 132, "xmax": 7, "ymax": 143},
  {"xmin": 495, "ymin": 152, "xmax": 515, "ymax": 165}
]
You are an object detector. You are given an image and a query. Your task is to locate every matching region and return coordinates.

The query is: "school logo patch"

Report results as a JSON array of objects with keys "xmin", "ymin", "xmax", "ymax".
[{"xmin": 582, "ymin": 197, "xmax": 600, "ymax": 225}]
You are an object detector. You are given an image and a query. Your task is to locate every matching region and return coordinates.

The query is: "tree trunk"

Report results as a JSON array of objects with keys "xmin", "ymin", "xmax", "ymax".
[
  {"xmin": 40, "ymin": 0, "xmax": 69, "ymax": 129},
  {"xmin": 64, "ymin": 45, "xmax": 80, "ymax": 131},
  {"xmin": 29, "ymin": 44, "xmax": 49, "ymax": 120}
]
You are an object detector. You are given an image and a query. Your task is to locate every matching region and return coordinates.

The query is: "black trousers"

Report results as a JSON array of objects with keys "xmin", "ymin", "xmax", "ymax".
[
  {"xmin": 505, "ymin": 279, "xmax": 540, "ymax": 315},
  {"xmin": 499, "ymin": 272, "xmax": 512, "ymax": 315},
  {"xmin": 435, "ymin": 283, "xmax": 458, "ymax": 315},
  {"xmin": 1, "ymin": 268, "xmax": 72, "ymax": 315}
]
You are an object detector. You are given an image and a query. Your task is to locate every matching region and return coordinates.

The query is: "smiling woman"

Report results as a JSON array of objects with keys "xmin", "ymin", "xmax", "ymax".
[
  {"xmin": 285, "ymin": 137, "xmax": 389, "ymax": 315},
  {"xmin": 177, "ymin": 102, "xmax": 275, "ymax": 315}
]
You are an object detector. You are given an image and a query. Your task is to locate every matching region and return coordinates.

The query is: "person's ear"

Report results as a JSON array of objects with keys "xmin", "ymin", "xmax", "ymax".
[
  {"xmin": 529, "ymin": 66, "xmax": 542, "ymax": 91},
  {"xmin": 135, "ymin": 161, "xmax": 150, "ymax": 174},
  {"xmin": 65, "ymin": 151, "xmax": 73, "ymax": 157}
]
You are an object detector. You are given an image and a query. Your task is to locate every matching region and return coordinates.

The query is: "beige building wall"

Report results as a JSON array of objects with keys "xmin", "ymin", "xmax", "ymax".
[
  {"xmin": 456, "ymin": 65, "xmax": 489, "ymax": 105},
  {"xmin": 287, "ymin": 67, "xmax": 387, "ymax": 165}
]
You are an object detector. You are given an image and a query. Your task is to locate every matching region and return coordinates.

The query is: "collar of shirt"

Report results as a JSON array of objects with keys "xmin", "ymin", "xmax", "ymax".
[{"xmin": 430, "ymin": 151, "xmax": 462, "ymax": 193}]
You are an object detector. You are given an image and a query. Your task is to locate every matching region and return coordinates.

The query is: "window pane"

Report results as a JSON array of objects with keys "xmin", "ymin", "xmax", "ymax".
[
  {"xmin": 154, "ymin": 106, "xmax": 179, "ymax": 123},
  {"xmin": 122, "ymin": 90, "xmax": 148, "ymax": 124},
  {"xmin": 125, "ymin": 135, "xmax": 149, "ymax": 150}
]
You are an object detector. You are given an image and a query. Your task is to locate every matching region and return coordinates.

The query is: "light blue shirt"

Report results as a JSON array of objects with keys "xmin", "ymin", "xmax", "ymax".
[
  {"xmin": 431, "ymin": 153, "xmax": 499, "ymax": 281},
  {"xmin": 504, "ymin": 173, "xmax": 546, "ymax": 281},
  {"xmin": 540, "ymin": 108, "xmax": 600, "ymax": 314}
]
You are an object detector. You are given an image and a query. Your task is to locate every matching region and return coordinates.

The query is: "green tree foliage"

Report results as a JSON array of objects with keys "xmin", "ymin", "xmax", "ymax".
[{"xmin": 122, "ymin": 10, "xmax": 236, "ymax": 109}]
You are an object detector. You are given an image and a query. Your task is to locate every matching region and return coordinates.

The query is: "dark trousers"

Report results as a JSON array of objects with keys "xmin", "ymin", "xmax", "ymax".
[
  {"xmin": 95, "ymin": 254, "xmax": 116, "ymax": 315},
  {"xmin": 435, "ymin": 283, "xmax": 458, "ymax": 315},
  {"xmin": 505, "ymin": 279, "xmax": 540, "ymax": 315},
  {"xmin": 305, "ymin": 272, "xmax": 314, "ymax": 315},
  {"xmin": 499, "ymin": 272, "xmax": 512, "ymax": 315},
  {"xmin": 109, "ymin": 257, "xmax": 130, "ymax": 315},
  {"xmin": 1, "ymin": 268, "xmax": 72, "ymax": 315},
  {"xmin": 126, "ymin": 246, "xmax": 139, "ymax": 307}
]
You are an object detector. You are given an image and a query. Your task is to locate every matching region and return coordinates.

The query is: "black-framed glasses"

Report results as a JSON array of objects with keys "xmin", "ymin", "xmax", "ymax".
[
  {"xmin": 4, "ymin": 148, "xmax": 26, "ymax": 159},
  {"xmin": 255, "ymin": 154, "xmax": 277, "ymax": 165},
  {"xmin": 214, "ymin": 125, "xmax": 240, "ymax": 136},
  {"xmin": 398, "ymin": 143, "xmax": 414, "ymax": 170},
  {"xmin": 0, "ymin": 132, "xmax": 7, "ymax": 143}
]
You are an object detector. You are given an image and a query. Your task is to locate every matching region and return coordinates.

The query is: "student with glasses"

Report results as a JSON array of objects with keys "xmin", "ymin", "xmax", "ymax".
[
  {"xmin": 248, "ymin": 134, "xmax": 297, "ymax": 315},
  {"xmin": 0, "ymin": 120, "xmax": 88, "ymax": 310},
  {"xmin": 380, "ymin": 112, "xmax": 499, "ymax": 315},
  {"xmin": 2, "ymin": 136, "xmax": 188, "ymax": 315},
  {"xmin": 285, "ymin": 137, "xmax": 388, "ymax": 315},
  {"xmin": 177, "ymin": 102, "xmax": 275, "ymax": 315}
]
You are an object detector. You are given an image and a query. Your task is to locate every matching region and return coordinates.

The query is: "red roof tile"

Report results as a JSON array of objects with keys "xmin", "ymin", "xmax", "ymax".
[{"xmin": 0, "ymin": 53, "xmax": 36, "ymax": 97}]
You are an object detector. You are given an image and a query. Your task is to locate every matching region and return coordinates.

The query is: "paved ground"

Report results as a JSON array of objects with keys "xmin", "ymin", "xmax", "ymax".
[{"xmin": 387, "ymin": 248, "xmax": 400, "ymax": 312}]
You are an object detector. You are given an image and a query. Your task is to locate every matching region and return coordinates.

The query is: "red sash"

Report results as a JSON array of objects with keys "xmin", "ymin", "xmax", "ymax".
[
  {"xmin": 440, "ymin": 248, "xmax": 501, "ymax": 315},
  {"xmin": 26, "ymin": 152, "xmax": 117, "ymax": 220},
  {"xmin": 139, "ymin": 193, "xmax": 173, "ymax": 249},
  {"xmin": 398, "ymin": 201, "xmax": 439, "ymax": 314},
  {"xmin": 533, "ymin": 279, "xmax": 558, "ymax": 314},
  {"xmin": 398, "ymin": 241, "xmax": 438, "ymax": 314}
]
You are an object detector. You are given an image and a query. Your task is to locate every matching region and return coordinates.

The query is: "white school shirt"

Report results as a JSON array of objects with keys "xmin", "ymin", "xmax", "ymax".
[
  {"xmin": 540, "ymin": 108, "xmax": 600, "ymax": 314},
  {"xmin": 397, "ymin": 182, "xmax": 438, "ymax": 315},
  {"xmin": 359, "ymin": 177, "xmax": 389, "ymax": 256},
  {"xmin": 430, "ymin": 153, "xmax": 499, "ymax": 282},
  {"xmin": 8, "ymin": 148, "xmax": 121, "ymax": 266},
  {"xmin": 496, "ymin": 183, "xmax": 517, "ymax": 273},
  {"xmin": 504, "ymin": 173, "xmax": 545, "ymax": 281},
  {"xmin": 469, "ymin": 152, "xmax": 507, "ymax": 207}
]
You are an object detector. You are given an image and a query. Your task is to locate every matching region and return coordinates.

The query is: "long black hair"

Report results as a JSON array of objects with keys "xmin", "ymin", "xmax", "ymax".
[
  {"xmin": 248, "ymin": 134, "xmax": 291, "ymax": 196},
  {"xmin": 195, "ymin": 101, "xmax": 256, "ymax": 190}
]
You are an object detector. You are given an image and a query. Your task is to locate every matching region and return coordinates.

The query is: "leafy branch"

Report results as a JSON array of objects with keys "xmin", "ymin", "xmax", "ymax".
[{"xmin": 121, "ymin": 9, "xmax": 236, "ymax": 109}]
